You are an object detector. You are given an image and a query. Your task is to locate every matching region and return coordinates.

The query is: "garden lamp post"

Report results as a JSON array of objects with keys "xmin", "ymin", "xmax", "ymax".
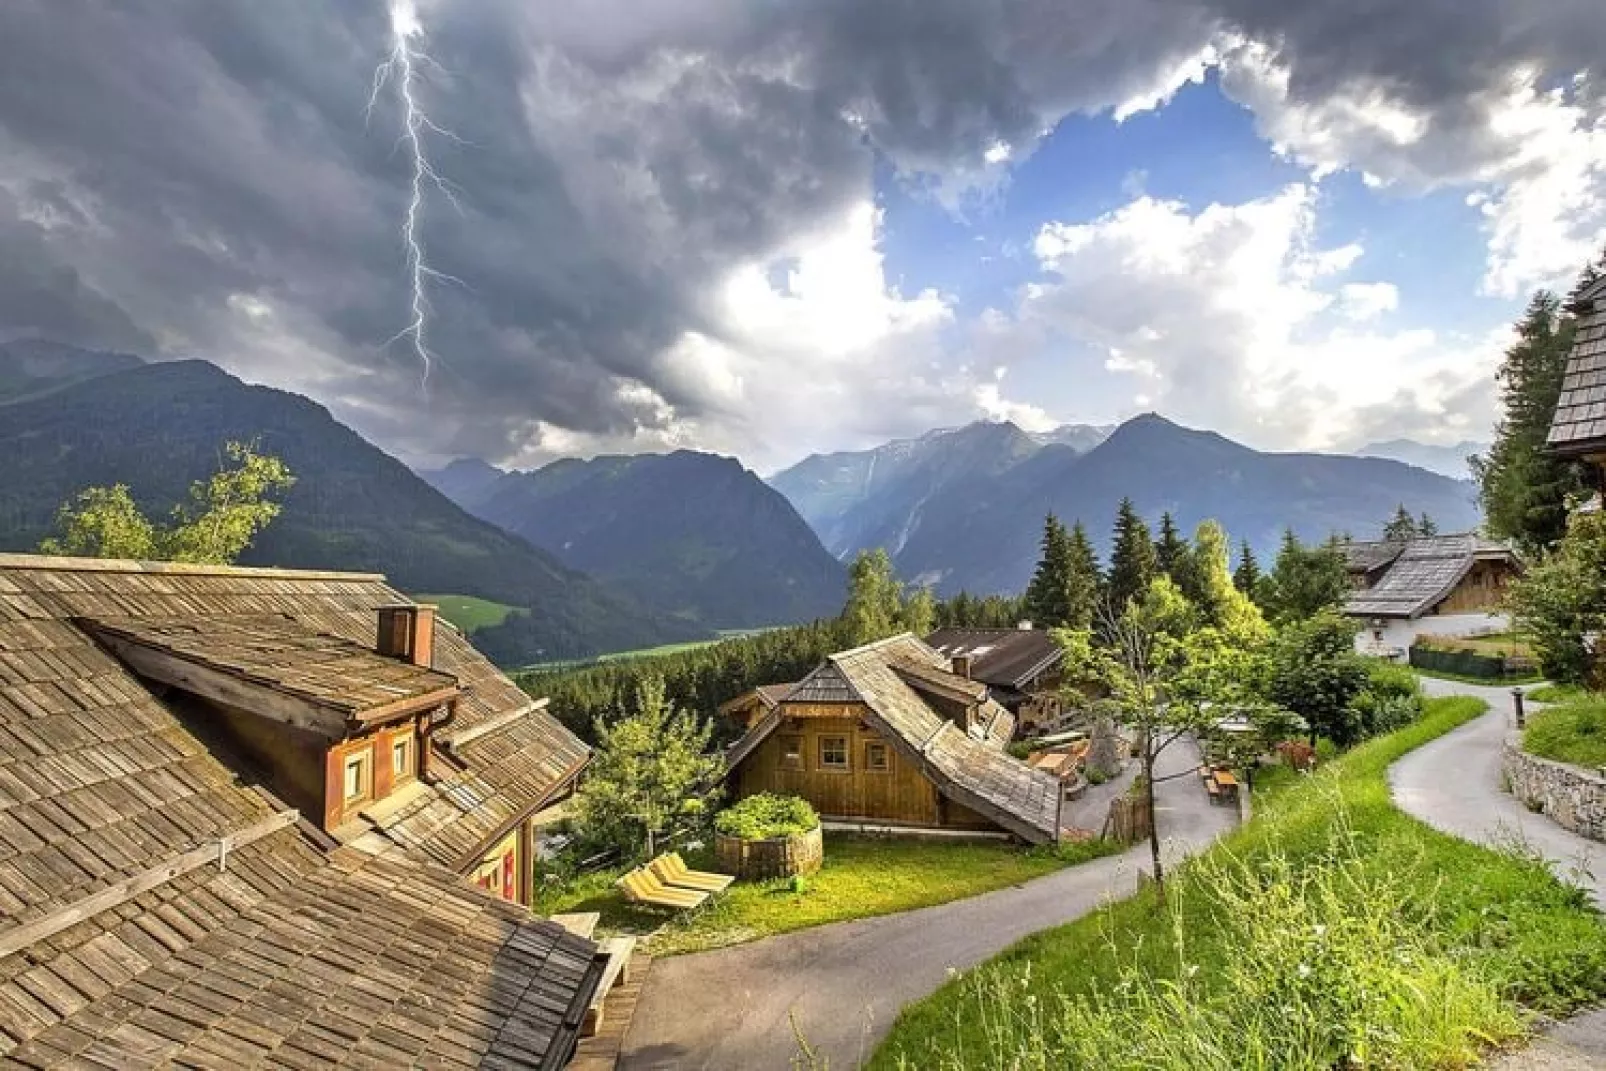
[{"xmin": 1511, "ymin": 686, "xmax": 1526, "ymax": 729}]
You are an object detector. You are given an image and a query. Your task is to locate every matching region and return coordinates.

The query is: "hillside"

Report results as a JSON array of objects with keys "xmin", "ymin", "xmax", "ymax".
[
  {"xmin": 0, "ymin": 355, "xmax": 703, "ymax": 662},
  {"xmin": 441, "ymin": 450, "xmax": 847, "ymax": 629},
  {"xmin": 770, "ymin": 421, "xmax": 1112, "ymax": 557},
  {"xmin": 1355, "ymin": 438, "xmax": 1487, "ymax": 480},
  {"xmin": 0, "ymin": 337, "xmax": 144, "ymax": 401},
  {"xmin": 777, "ymin": 414, "xmax": 1482, "ymax": 594}
]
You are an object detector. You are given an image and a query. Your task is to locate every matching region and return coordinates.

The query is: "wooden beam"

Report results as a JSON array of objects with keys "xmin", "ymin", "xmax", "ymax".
[
  {"xmin": 91, "ymin": 634, "xmax": 346, "ymax": 738},
  {"xmin": 350, "ymin": 686, "xmax": 459, "ymax": 729},
  {"xmin": 0, "ymin": 810, "xmax": 300, "ymax": 960},
  {"xmin": 437, "ymin": 698, "xmax": 549, "ymax": 752}
]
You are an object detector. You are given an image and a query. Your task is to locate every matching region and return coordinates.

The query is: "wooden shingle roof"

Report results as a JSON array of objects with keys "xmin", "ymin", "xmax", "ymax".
[
  {"xmin": 81, "ymin": 614, "xmax": 459, "ymax": 734},
  {"xmin": 923, "ymin": 628, "xmax": 1064, "ymax": 691},
  {"xmin": 1549, "ymin": 274, "xmax": 1606, "ymax": 455},
  {"xmin": 0, "ymin": 554, "xmax": 601, "ymax": 1068},
  {"xmin": 1343, "ymin": 534, "xmax": 1515, "ymax": 619}
]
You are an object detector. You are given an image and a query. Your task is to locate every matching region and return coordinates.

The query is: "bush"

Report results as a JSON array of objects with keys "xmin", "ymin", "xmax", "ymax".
[
  {"xmin": 714, "ymin": 794, "xmax": 819, "ymax": 840},
  {"xmin": 1524, "ymin": 697, "xmax": 1606, "ymax": 769},
  {"xmin": 1351, "ymin": 658, "xmax": 1425, "ymax": 736}
]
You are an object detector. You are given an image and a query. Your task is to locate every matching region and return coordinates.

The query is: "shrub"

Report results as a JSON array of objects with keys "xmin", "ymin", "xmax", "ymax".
[
  {"xmin": 1524, "ymin": 697, "xmax": 1606, "ymax": 769},
  {"xmin": 1351, "ymin": 659, "xmax": 1425, "ymax": 736},
  {"xmin": 715, "ymin": 794, "xmax": 819, "ymax": 840}
]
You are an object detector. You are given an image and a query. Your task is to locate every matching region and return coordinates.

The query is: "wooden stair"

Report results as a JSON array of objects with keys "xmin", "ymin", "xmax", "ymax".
[{"xmin": 571, "ymin": 948, "xmax": 652, "ymax": 1070}]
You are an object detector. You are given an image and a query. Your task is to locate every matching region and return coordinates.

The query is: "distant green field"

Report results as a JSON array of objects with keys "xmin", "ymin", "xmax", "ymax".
[
  {"xmin": 416, "ymin": 593, "xmax": 520, "ymax": 633},
  {"xmin": 520, "ymin": 639, "xmax": 721, "ymax": 673}
]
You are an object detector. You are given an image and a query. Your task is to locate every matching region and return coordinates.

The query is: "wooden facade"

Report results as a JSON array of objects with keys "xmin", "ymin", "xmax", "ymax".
[
  {"xmin": 725, "ymin": 636, "xmax": 1066, "ymax": 843},
  {"xmin": 1434, "ymin": 558, "xmax": 1517, "ymax": 615}
]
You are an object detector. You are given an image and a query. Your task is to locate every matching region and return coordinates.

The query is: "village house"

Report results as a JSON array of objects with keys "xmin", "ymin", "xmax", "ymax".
[
  {"xmin": 1548, "ymin": 273, "xmax": 1606, "ymax": 494},
  {"xmin": 923, "ymin": 625, "xmax": 1065, "ymax": 733},
  {"xmin": 722, "ymin": 634, "xmax": 1069, "ymax": 844},
  {"xmin": 1343, "ymin": 534, "xmax": 1521, "ymax": 655},
  {"xmin": 0, "ymin": 553, "xmax": 612, "ymax": 1069}
]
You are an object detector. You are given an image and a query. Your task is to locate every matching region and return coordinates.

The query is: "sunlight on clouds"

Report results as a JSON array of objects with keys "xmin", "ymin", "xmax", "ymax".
[{"xmin": 1013, "ymin": 184, "xmax": 1499, "ymax": 449}]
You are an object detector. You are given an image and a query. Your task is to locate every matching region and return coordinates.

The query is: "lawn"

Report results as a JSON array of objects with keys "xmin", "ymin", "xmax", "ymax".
[
  {"xmin": 520, "ymin": 639, "xmax": 724, "ymax": 673},
  {"xmin": 870, "ymin": 697, "xmax": 1606, "ymax": 1070},
  {"xmin": 1529, "ymin": 683, "xmax": 1592, "ymax": 705},
  {"xmin": 536, "ymin": 834, "xmax": 1120, "ymax": 957},
  {"xmin": 1524, "ymin": 695, "xmax": 1606, "ymax": 769},
  {"xmin": 415, "ymin": 593, "xmax": 519, "ymax": 632},
  {"xmin": 1446, "ymin": 631, "xmax": 1534, "ymax": 657},
  {"xmin": 1411, "ymin": 664, "xmax": 1544, "ymax": 686}
]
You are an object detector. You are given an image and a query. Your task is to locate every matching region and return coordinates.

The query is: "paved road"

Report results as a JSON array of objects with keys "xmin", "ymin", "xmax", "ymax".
[
  {"xmin": 1389, "ymin": 678, "xmax": 1605, "ymax": 905},
  {"xmin": 1389, "ymin": 678, "xmax": 1606, "ymax": 1068},
  {"xmin": 620, "ymin": 739, "xmax": 1237, "ymax": 1071}
]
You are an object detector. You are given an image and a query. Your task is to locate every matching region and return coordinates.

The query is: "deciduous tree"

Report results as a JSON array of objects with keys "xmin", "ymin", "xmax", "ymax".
[
  {"xmin": 40, "ymin": 440, "xmax": 294, "ymax": 565},
  {"xmin": 1509, "ymin": 512, "xmax": 1606, "ymax": 684},
  {"xmin": 574, "ymin": 676, "xmax": 724, "ymax": 859},
  {"xmin": 1266, "ymin": 611, "xmax": 1369, "ymax": 747},
  {"xmin": 842, "ymin": 548, "xmax": 904, "ymax": 645}
]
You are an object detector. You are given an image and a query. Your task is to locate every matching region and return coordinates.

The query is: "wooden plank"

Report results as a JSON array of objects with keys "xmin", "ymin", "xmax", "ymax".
[
  {"xmin": 85, "ymin": 636, "xmax": 344, "ymax": 738},
  {"xmin": 549, "ymin": 913, "xmax": 599, "ymax": 940},
  {"xmin": 436, "ymin": 699, "xmax": 547, "ymax": 752},
  {"xmin": 0, "ymin": 811, "xmax": 298, "ymax": 959}
]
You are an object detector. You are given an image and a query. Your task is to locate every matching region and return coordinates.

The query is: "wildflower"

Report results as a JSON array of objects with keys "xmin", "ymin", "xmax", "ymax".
[
  {"xmin": 1297, "ymin": 963, "xmax": 1312, "ymax": 979},
  {"xmin": 684, "ymin": 839, "xmax": 704, "ymax": 852}
]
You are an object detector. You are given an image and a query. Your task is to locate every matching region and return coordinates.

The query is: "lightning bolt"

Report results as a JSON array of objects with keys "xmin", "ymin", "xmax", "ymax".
[{"xmin": 368, "ymin": 0, "xmax": 463, "ymax": 391}]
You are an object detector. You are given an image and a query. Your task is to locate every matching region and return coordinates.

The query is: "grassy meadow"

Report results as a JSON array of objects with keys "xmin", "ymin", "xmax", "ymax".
[
  {"xmin": 870, "ymin": 697, "xmax": 1606, "ymax": 1070},
  {"xmin": 415, "ymin": 593, "xmax": 520, "ymax": 632}
]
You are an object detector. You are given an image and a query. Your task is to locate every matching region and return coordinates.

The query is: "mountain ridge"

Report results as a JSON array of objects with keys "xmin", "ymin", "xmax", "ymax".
[{"xmin": 0, "ymin": 344, "xmax": 702, "ymax": 663}]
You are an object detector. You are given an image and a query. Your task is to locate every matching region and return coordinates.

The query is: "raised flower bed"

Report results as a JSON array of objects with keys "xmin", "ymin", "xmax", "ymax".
[{"xmin": 713, "ymin": 794, "xmax": 823, "ymax": 880}]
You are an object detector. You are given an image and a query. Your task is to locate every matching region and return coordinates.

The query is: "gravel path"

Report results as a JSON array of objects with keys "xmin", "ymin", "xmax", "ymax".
[{"xmin": 620, "ymin": 737, "xmax": 1237, "ymax": 1070}]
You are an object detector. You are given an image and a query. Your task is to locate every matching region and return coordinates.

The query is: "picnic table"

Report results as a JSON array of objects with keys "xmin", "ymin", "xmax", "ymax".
[{"xmin": 1201, "ymin": 766, "xmax": 1239, "ymax": 804}]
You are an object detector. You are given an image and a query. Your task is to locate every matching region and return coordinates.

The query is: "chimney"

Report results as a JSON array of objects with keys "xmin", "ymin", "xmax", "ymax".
[
  {"xmin": 951, "ymin": 654, "xmax": 974, "ymax": 679},
  {"xmin": 377, "ymin": 604, "xmax": 436, "ymax": 668}
]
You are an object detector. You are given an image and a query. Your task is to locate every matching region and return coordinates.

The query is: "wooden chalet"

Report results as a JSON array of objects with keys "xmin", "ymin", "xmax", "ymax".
[
  {"xmin": 1549, "ymin": 273, "xmax": 1606, "ymax": 492},
  {"xmin": 1342, "ymin": 534, "xmax": 1520, "ymax": 652},
  {"xmin": 923, "ymin": 626, "xmax": 1065, "ymax": 728},
  {"xmin": 0, "ymin": 553, "xmax": 606, "ymax": 1069},
  {"xmin": 723, "ymin": 635, "xmax": 1068, "ymax": 844}
]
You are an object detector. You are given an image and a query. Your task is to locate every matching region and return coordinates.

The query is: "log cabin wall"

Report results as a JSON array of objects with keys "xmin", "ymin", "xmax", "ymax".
[
  {"xmin": 733, "ymin": 704, "xmax": 1012, "ymax": 834},
  {"xmin": 1436, "ymin": 559, "xmax": 1517, "ymax": 615}
]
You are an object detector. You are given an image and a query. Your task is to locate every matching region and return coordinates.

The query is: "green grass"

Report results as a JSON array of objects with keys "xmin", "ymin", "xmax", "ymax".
[
  {"xmin": 520, "ymin": 639, "xmax": 724, "ymax": 673},
  {"xmin": 1525, "ymin": 696, "xmax": 1606, "ymax": 769},
  {"xmin": 1440, "ymin": 631, "xmax": 1534, "ymax": 657},
  {"xmin": 536, "ymin": 835, "xmax": 1121, "ymax": 957},
  {"xmin": 415, "ymin": 593, "xmax": 519, "ymax": 633},
  {"xmin": 870, "ymin": 697, "xmax": 1606, "ymax": 1070},
  {"xmin": 1412, "ymin": 665, "xmax": 1544, "ymax": 686},
  {"xmin": 1529, "ymin": 684, "xmax": 1591, "ymax": 705}
]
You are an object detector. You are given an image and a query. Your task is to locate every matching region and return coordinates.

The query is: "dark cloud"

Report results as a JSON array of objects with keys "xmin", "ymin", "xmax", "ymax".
[{"xmin": 0, "ymin": 0, "xmax": 1597, "ymax": 465}]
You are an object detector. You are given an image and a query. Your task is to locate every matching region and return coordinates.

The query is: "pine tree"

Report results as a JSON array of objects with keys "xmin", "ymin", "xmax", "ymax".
[
  {"xmin": 1472, "ymin": 289, "xmax": 1588, "ymax": 554},
  {"xmin": 1233, "ymin": 539, "xmax": 1264, "ymax": 601},
  {"xmin": 1154, "ymin": 512, "xmax": 1189, "ymax": 581},
  {"xmin": 1418, "ymin": 513, "xmax": 1438, "ymax": 537},
  {"xmin": 1023, "ymin": 514, "xmax": 1074, "ymax": 627},
  {"xmin": 1382, "ymin": 505, "xmax": 1418, "ymax": 542},
  {"xmin": 1265, "ymin": 530, "xmax": 1349, "ymax": 623},
  {"xmin": 1106, "ymin": 498, "xmax": 1158, "ymax": 618},
  {"xmin": 1065, "ymin": 521, "xmax": 1103, "ymax": 630}
]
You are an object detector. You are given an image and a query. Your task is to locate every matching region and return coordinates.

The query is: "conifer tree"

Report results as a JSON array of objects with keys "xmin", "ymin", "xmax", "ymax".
[
  {"xmin": 1418, "ymin": 513, "xmax": 1439, "ymax": 537},
  {"xmin": 1233, "ymin": 539, "xmax": 1264, "ymax": 603},
  {"xmin": 1065, "ymin": 521, "xmax": 1103, "ymax": 630},
  {"xmin": 1382, "ymin": 505, "xmax": 1418, "ymax": 542},
  {"xmin": 1154, "ymin": 512, "xmax": 1189, "ymax": 580},
  {"xmin": 1265, "ymin": 530, "xmax": 1349, "ymax": 623},
  {"xmin": 1023, "ymin": 514, "xmax": 1074, "ymax": 627},
  {"xmin": 1472, "ymin": 288, "xmax": 1589, "ymax": 553},
  {"xmin": 1106, "ymin": 498, "xmax": 1158, "ymax": 616}
]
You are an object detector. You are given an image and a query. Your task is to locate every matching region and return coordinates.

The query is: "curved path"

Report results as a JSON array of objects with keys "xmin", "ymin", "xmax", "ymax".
[
  {"xmin": 620, "ymin": 738, "xmax": 1237, "ymax": 1070},
  {"xmin": 1389, "ymin": 678, "xmax": 1606, "ymax": 1068}
]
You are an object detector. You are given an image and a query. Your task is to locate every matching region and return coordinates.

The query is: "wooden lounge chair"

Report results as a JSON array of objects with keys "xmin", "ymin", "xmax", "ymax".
[
  {"xmin": 649, "ymin": 853, "xmax": 734, "ymax": 894},
  {"xmin": 616, "ymin": 867, "xmax": 709, "ymax": 910}
]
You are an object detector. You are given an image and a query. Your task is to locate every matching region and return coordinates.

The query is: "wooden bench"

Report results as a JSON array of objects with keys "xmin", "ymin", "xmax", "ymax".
[
  {"xmin": 1204, "ymin": 778, "xmax": 1222, "ymax": 804},
  {"xmin": 582, "ymin": 935, "xmax": 638, "ymax": 1037},
  {"xmin": 648, "ymin": 853, "xmax": 734, "ymax": 894},
  {"xmin": 617, "ymin": 866, "xmax": 709, "ymax": 910},
  {"xmin": 550, "ymin": 912, "xmax": 600, "ymax": 939}
]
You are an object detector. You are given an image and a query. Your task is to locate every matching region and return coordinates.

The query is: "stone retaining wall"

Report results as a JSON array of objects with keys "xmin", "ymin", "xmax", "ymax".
[{"xmin": 1503, "ymin": 736, "xmax": 1606, "ymax": 842}]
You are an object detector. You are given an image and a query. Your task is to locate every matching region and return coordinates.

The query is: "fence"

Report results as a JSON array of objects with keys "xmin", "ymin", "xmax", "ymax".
[{"xmin": 1408, "ymin": 644, "xmax": 1533, "ymax": 680}]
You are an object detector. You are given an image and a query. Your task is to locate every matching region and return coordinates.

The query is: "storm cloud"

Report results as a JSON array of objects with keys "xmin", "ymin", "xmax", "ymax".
[{"xmin": 0, "ymin": 0, "xmax": 1601, "ymax": 467}]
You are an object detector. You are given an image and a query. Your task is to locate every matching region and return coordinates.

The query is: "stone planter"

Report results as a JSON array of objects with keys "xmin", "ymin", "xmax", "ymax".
[
  {"xmin": 714, "ymin": 823, "xmax": 823, "ymax": 881},
  {"xmin": 1503, "ymin": 736, "xmax": 1606, "ymax": 842}
]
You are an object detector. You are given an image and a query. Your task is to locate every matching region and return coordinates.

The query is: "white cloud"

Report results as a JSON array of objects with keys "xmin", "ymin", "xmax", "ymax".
[
  {"xmin": 974, "ymin": 369, "xmax": 1057, "ymax": 432},
  {"xmin": 1004, "ymin": 184, "xmax": 1500, "ymax": 450},
  {"xmin": 1215, "ymin": 38, "xmax": 1606, "ymax": 297},
  {"xmin": 1339, "ymin": 282, "xmax": 1399, "ymax": 321}
]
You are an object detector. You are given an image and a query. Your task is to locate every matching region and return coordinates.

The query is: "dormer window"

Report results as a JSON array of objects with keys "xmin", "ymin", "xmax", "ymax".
[
  {"xmin": 392, "ymin": 735, "xmax": 414, "ymax": 780},
  {"xmin": 343, "ymin": 750, "xmax": 370, "ymax": 803}
]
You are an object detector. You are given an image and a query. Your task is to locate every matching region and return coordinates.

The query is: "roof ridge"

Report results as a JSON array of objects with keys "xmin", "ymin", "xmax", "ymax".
[
  {"xmin": 828, "ymin": 630, "xmax": 921, "ymax": 662},
  {"xmin": 0, "ymin": 551, "xmax": 387, "ymax": 582}
]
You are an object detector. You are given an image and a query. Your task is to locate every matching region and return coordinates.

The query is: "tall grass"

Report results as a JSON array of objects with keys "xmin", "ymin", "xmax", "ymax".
[{"xmin": 872, "ymin": 697, "xmax": 1606, "ymax": 1070}]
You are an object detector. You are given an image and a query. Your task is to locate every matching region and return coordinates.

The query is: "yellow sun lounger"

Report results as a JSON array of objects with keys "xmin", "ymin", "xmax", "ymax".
[
  {"xmin": 648, "ymin": 853, "xmax": 735, "ymax": 894},
  {"xmin": 617, "ymin": 866, "xmax": 709, "ymax": 910}
]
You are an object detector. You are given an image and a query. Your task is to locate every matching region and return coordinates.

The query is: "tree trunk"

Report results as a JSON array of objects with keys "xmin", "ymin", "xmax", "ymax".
[{"xmin": 1145, "ymin": 743, "xmax": 1164, "ymax": 902}]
